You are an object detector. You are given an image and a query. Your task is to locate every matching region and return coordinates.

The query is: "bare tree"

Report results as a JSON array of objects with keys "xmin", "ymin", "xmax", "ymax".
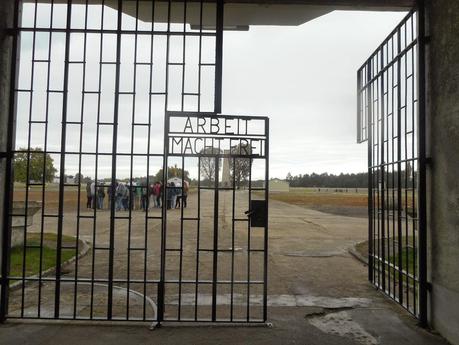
[
  {"xmin": 199, "ymin": 147, "xmax": 222, "ymax": 184},
  {"xmin": 230, "ymin": 144, "xmax": 252, "ymax": 189}
]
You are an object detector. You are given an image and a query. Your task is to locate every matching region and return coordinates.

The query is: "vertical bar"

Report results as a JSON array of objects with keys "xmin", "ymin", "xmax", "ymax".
[
  {"xmin": 416, "ymin": 4, "xmax": 428, "ymax": 326},
  {"xmin": 194, "ymin": 156, "xmax": 201, "ymax": 320},
  {"xmin": 126, "ymin": 0, "xmax": 141, "ymax": 320},
  {"xmin": 230, "ymin": 157, "xmax": 235, "ymax": 321},
  {"xmin": 396, "ymin": 26, "xmax": 404, "ymax": 305},
  {"xmin": 0, "ymin": 0, "xmax": 20, "ymax": 323},
  {"xmin": 366, "ymin": 61, "xmax": 374, "ymax": 283},
  {"xmin": 246, "ymin": 157, "xmax": 252, "ymax": 322},
  {"xmin": 143, "ymin": 0, "xmax": 156, "ymax": 321},
  {"xmin": 107, "ymin": 0, "xmax": 123, "ymax": 320},
  {"xmin": 54, "ymin": 1, "xmax": 73, "ymax": 318},
  {"xmin": 178, "ymin": 156, "xmax": 185, "ymax": 320},
  {"xmin": 263, "ymin": 119, "xmax": 269, "ymax": 322},
  {"xmin": 379, "ymin": 48, "xmax": 386, "ymax": 292},
  {"xmin": 158, "ymin": 0, "xmax": 173, "ymax": 324},
  {"xmin": 21, "ymin": 0, "xmax": 38, "ymax": 317},
  {"xmin": 90, "ymin": 0, "xmax": 105, "ymax": 318},
  {"xmin": 214, "ymin": 0, "xmax": 223, "ymax": 113},
  {"xmin": 211, "ymin": 155, "xmax": 219, "ymax": 321},
  {"xmin": 158, "ymin": 114, "xmax": 170, "ymax": 324},
  {"xmin": 39, "ymin": 0, "xmax": 55, "ymax": 318},
  {"xmin": 73, "ymin": 0, "xmax": 89, "ymax": 318}
]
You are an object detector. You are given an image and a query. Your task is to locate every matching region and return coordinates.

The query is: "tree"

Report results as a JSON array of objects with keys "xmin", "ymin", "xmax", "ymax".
[
  {"xmin": 74, "ymin": 172, "xmax": 84, "ymax": 184},
  {"xmin": 230, "ymin": 144, "xmax": 252, "ymax": 189},
  {"xmin": 14, "ymin": 148, "xmax": 57, "ymax": 183},
  {"xmin": 154, "ymin": 165, "xmax": 190, "ymax": 182},
  {"xmin": 199, "ymin": 147, "xmax": 222, "ymax": 183}
]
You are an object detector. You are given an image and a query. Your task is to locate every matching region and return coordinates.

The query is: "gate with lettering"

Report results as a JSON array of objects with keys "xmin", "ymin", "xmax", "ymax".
[{"xmin": 160, "ymin": 111, "xmax": 269, "ymax": 323}]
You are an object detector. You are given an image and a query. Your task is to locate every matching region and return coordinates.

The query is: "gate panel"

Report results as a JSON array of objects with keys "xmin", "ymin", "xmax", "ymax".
[
  {"xmin": 163, "ymin": 112, "xmax": 269, "ymax": 323},
  {"xmin": 1, "ymin": 0, "xmax": 223, "ymax": 322},
  {"xmin": 357, "ymin": 9, "xmax": 427, "ymax": 322}
]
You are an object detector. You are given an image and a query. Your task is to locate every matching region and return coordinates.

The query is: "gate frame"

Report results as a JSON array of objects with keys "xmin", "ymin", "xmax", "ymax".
[
  {"xmin": 161, "ymin": 111, "xmax": 270, "ymax": 324},
  {"xmin": 357, "ymin": 4, "xmax": 428, "ymax": 326}
]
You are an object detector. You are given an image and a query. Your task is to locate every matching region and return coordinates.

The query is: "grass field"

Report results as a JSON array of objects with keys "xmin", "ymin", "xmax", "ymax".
[
  {"xmin": 268, "ymin": 187, "xmax": 368, "ymax": 218},
  {"xmin": 10, "ymin": 233, "xmax": 77, "ymax": 279}
]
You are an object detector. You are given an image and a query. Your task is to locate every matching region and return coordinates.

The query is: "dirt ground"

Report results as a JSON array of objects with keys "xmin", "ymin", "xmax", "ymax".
[{"xmin": 2, "ymin": 190, "xmax": 448, "ymax": 345}]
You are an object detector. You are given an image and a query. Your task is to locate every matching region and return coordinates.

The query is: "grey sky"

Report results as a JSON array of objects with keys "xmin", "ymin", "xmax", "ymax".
[
  {"xmin": 16, "ymin": 4, "xmax": 406, "ymax": 180},
  {"xmin": 222, "ymin": 10, "xmax": 407, "ymax": 178}
]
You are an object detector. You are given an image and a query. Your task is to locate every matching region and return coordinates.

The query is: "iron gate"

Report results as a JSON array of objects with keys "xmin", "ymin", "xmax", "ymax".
[
  {"xmin": 357, "ymin": 8, "xmax": 427, "ymax": 325},
  {"xmin": 0, "ymin": 0, "xmax": 226, "ymax": 323},
  {"xmin": 162, "ymin": 111, "xmax": 269, "ymax": 322}
]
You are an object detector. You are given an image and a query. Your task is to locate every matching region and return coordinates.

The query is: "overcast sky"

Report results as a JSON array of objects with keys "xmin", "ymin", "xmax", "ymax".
[
  {"xmin": 16, "ymin": 4, "xmax": 406, "ymax": 180},
  {"xmin": 221, "ymin": 10, "xmax": 407, "ymax": 178}
]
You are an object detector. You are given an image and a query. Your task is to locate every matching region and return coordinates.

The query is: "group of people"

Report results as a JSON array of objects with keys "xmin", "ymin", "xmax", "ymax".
[
  {"xmin": 166, "ymin": 181, "xmax": 189, "ymax": 210},
  {"xmin": 85, "ymin": 179, "xmax": 189, "ymax": 212},
  {"xmin": 85, "ymin": 181, "xmax": 107, "ymax": 210}
]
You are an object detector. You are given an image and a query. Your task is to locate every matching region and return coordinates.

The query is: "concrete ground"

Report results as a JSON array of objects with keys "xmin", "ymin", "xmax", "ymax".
[{"xmin": 0, "ymin": 191, "xmax": 448, "ymax": 344}]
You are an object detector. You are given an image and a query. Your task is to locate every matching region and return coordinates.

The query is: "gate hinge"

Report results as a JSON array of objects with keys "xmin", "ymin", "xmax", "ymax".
[
  {"xmin": 423, "ymin": 35, "xmax": 431, "ymax": 45},
  {"xmin": 426, "ymin": 157, "xmax": 433, "ymax": 165}
]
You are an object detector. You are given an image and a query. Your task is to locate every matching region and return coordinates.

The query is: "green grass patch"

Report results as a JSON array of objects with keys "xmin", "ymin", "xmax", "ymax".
[
  {"xmin": 355, "ymin": 237, "xmax": 416, "ymax": 275},
  {"xmin": 10, "ymin": 233, "xmax": 77, "ymax": 279}
]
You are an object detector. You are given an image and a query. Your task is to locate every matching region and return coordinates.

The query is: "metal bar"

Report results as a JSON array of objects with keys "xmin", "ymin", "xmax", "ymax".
[
  {"xmin": 16, "ymin": 27, "xmax": 217, "ymax": 37},
  {"xmin": 211, "ymin": 156, "xmax": 219, "ymax": 321},
  {"xmin": 142, "ymin": 0, "xmax": 156, "ymax": 321},
  {"xmin": 396, "ymin": 25, "xmax": 404, "ymax": 306},
  {"xmin": 194, "ymin": 156, "xmax": 201, "ymax": 320},
  {"xmin": 214, "ymin": 0, "xmax": 224, "ymax": 113},
  {"xmin": 125, "ymin": 0, "xmax": 141, "ymax": 320},
  {"xmin": 263, "ymin": 118, "xmax": 269, "ymax": 322},
  {"xmin": 380, "ymin": 47, "xmax": 386, "ymax": 292},
  {"xmin": 178, "ymin": 155, "xmax": 185, "ymax": 320},
  {"xmin": 247, "ymin": 156, "xmax": 252, "ymax": 322},
  {"xmin": 107, "ymin": 0, "xmax": 123, "ymax": 320},
  {"xmin": 366, "ymin": 61, "xmax": 373, "ymax": 283},
  {"xmin": 416, "ymin": 3, "xmax": 427, "ymax": 325},
  {"xmin": 0, "ymin": 0, "xmax": 20, "ymax": 323},
  {"xmin": 54, "ymin": 0, "xmax": 73, "ymax": 318},
  {"xmin": 72, "ymin": 0, "xmax": 89, "ymax": 318},
  {"xmin": 89, "ymin": 0, "xmax": 106, "ymax": 318},
  {"xmin": 230, "ymin": 157, "xmax": 236, "ymax": 321},
  {"xmin": 37, "ymin": 0, "xmax": 55, "ymax": 318}
]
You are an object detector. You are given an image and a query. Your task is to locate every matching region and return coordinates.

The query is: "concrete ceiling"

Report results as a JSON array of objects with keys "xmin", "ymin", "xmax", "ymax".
[{"xmin": 30, "ymin": 0, "xmax": 414, "ymax": 27}]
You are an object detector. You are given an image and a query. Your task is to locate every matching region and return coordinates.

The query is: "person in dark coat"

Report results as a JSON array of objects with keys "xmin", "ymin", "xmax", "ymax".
[
  {"xmin": 86, "ymin": 181, "xmax": 92, "ymax": 209},
  {"xmin": 97, "ymin": 183, "xmax": 105, "ymax": 209}
]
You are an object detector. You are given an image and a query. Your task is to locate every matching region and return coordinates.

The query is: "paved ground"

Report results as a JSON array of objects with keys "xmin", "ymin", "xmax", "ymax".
[{"xmin": 0, "ymin": 191, "xmax": 448, "ymax": 344}]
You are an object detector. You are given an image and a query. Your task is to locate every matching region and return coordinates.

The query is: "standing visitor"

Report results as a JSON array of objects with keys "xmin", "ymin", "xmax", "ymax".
[
  {"xmin": 182, "ymin": 180, "xmax": 189, "ymax": 208},
  {"xmin": 107, "ymin": 184, "xmax": 111, "ymax": 209},
  {"xmin": 90, "ymin": 181, "xmax": 96, "ymax": 209},
  {"xmin": 122, "ymin": 184, "xmax": 130, "ymax": 211},
  {"xmin": 153, "ymin": 181, "xmax": 161, "ymax": 208},
  {"xmin": 97, "ymin": 183, "xmax": 105, "ymax": 209},
  {"xmin": 149, "ymin": 183, "xmax": 155, "ymax": 210},
  {"xmin": 170, "ymin": 182, "xmax": 178, "ymax": 210},
  {"xmin": 166, "ymin": 183, "xmax": 173, "ymax": 209},
  {"xmin": 175, "ymin": 184, "xmax": 182, "ymax": 209},
  {"xmin": 86, "ymin": 181, "xmax": 92, "ymax": 209},
  {"xmin": 141, "ymin": 182, "xmax": 148, "ymax": 211},
  {"xmin": 135, "ymin": 183, "xmax": 142, "ymax": 210},
  {"xmin": 157, "ymin": 182, "xmax": 163, "ymax": 208},
  {"xmin": 115, "ymin": 182, "xmax": 124, "ymax": 211}
]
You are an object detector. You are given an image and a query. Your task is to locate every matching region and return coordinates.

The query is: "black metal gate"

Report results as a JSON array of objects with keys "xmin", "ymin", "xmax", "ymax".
[
  {"xmin": 357, "ymin": 8, "xmax": 427, "ymax": 325},
  {"xmin": 162, "ymin": 111, "xmax": 269, "ymax": 323},
  {"xmin": 0, "ymin": 0, "xmax": 227, "ymax": 324}
]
